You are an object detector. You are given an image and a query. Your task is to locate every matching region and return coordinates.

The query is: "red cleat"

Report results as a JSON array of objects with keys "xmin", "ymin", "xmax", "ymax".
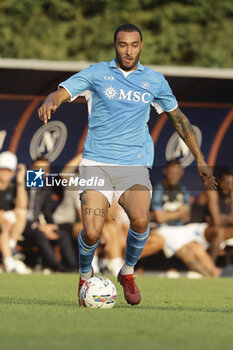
[
  {"xmin": 78, "ymin": 268, "xmax": 93, "ymax": 306},
  {"xmin": 118, "ymin": 272, "xmax": 141, "ymax": 306},
  {"xmin": 78, "ymin": 277, "xmax": 86, "ymax": 306}
]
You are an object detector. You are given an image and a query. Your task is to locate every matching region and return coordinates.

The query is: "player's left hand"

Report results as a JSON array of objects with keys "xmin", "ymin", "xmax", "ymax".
[{"xmin": 197, "ymin": 163, "xmax": 217, "ymax": 190}]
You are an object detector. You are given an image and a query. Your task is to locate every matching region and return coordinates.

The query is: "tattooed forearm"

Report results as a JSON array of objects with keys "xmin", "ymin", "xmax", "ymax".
[
  {"xmin": 166, "ymin": 107, "xmax": 195, "ymax": 141},
  {"xmin": 83, "ymin": 208, "xmax": 106, "ymax": 217}
]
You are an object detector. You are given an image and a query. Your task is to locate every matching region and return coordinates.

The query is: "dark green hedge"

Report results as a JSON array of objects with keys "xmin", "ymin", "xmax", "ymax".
[{"xmin": 0, "ymin": 0, "xmax": 232, "ymax": 67}]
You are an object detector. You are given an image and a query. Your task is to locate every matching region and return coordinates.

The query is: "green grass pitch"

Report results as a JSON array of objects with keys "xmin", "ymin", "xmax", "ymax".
[{"xmin": 0, "ymin": 274, "xmax": 233, "ymax": 350}]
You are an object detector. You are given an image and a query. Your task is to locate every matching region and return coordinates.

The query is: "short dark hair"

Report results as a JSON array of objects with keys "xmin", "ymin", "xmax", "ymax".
[
  {"xmin": 218, "ymin": 168, "xmax": 233, "ymax": 179},
  {"xmin": 33, "ymin": 156, "xmax": 50, "ymax": 164},
  {"xmin": 165, "ymin": 158, "xmax": 181, "ymax": 167},
  {"xmin": 114, "ymin": 24, "xmax": 143, "ymax": 43}
]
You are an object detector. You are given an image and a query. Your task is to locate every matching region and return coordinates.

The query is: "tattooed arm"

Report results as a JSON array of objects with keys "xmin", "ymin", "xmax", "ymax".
[{"xmin": 166, "ymin": 107, "xmax": 217, "ymax": 190}]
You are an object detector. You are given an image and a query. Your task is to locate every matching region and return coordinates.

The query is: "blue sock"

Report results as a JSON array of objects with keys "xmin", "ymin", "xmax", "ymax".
[
  {"xmin": 125, "ymin": 226, "xmax": 150, "ymax": 267},
  {"xmin": 78, "ymin": 231, "xmax": 99, "ymax": 273}
]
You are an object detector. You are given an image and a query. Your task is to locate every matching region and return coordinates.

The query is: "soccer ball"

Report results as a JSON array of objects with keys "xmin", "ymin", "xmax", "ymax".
[{"xmin": 80, "ymin": 276, "xmax": 117, "ymax": 309}]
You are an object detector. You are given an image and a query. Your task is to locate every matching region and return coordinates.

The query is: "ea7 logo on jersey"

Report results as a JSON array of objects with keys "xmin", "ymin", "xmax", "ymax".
[
  {"xmin": 104, "ymin": 86, "xmax": 151, "ymax": 104},
  {"xmin": 104, "ymin": 76, "xmax": 114, "ymax": 80}
]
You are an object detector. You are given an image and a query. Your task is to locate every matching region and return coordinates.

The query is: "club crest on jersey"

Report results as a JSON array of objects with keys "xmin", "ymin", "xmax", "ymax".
[
  {"xmin": 103, "ymin": 86, "xmax": 151, "ymax": 103},
  {"xmin": 141, "ymin": 81, "xmax": 150, "ymax": 89}
]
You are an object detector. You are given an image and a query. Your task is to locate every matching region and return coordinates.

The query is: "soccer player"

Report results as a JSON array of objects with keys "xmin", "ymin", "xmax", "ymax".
[{"xmin": 38, "ymin": 24, "xmax": 217, "ymax": 306}]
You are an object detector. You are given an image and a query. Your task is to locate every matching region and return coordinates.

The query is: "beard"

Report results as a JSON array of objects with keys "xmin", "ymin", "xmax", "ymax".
[{"xmin": 115, "ymin": 50, "xmax": 141, "ymax": 71}]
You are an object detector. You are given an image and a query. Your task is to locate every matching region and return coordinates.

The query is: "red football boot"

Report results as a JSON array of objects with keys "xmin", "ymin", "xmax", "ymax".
[
  {"xmin": 78, "ymin": 268, "xmax": 93, "ymax": 306},
  {"xmin": 118, "ymin": 272, "xmax": 141, "ymax": 306}
]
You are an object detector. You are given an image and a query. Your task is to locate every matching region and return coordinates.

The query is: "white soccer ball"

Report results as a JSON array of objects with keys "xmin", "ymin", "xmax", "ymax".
[{"xmin": 80, "ymin": 276, "xmax": 117, "ymax": 309}]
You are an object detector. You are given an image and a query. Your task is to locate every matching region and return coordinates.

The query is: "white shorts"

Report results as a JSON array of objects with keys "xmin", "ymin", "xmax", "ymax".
[
  {"xmin": 3, "ymin": 210, "xmax": 17, "ymax": 225},
  {"xmin": 78, "ymin": 158, "xmax": 152, "ymax": 205},
  {"xmin": 157, "ymin": 223, "xmax": 209, "ymax": 258}
]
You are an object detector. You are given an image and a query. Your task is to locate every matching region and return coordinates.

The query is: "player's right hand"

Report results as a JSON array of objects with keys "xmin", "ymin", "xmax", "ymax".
[{"xmin": 38, "ymin": 103, "xmax": 57, "ymax": 125}]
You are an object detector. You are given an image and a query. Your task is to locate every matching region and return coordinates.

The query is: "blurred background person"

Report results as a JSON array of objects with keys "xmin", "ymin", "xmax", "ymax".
[
  {"xmin": 145, "ymin": 160, "xmax": 233, "ymax": 275},
  {"xmin": 151, "ymin": 159, "xmax": 190, "ymax": 226},
  {"xmin": 191, "ymin": 169, "xmax": 233, "ymax": 226},
  {"xmin": 205, "ymin": 169, "xmax": 233, "ymax": 227},
  {"xmin": 53, "ymin": 153, "xmax": 83, "ymax": 244},
  {"xmin": 190, "ymin": 169, "xmax": 233, "ymax": 261},
  {"xmin": 140, "ymin": 223, "xmax": 233, "ymax": 277},
  {"xmin": 0, "ymin": 151, "xmax": 29, "ymax": 273},
  {"xmin": 23, "ymin": 157, "xmax": 77, "ymax": 272}
]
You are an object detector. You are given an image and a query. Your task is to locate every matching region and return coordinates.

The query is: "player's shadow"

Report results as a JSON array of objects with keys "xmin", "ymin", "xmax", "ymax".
[{"xmin": 1, "ymin": 297, "xmax": 233, "ymax": 313}]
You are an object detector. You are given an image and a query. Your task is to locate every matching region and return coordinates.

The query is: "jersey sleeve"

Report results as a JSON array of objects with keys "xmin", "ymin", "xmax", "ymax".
[
  {"xmin": 153, "ymin": 75, "xmax": 178, "ymax": 112},
  {"xmin": 151, "ymin": 101, "xmax": 164, "ymax": 115},
  {"xmin": 59, "ymin": 65, "xmax": 94, "ymax": 102}
]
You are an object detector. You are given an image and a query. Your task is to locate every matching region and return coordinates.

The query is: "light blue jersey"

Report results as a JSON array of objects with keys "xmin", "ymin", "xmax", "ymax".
[{"xmin": 59, "ymin": 59, "xmax": 178, "ymax": 167}]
